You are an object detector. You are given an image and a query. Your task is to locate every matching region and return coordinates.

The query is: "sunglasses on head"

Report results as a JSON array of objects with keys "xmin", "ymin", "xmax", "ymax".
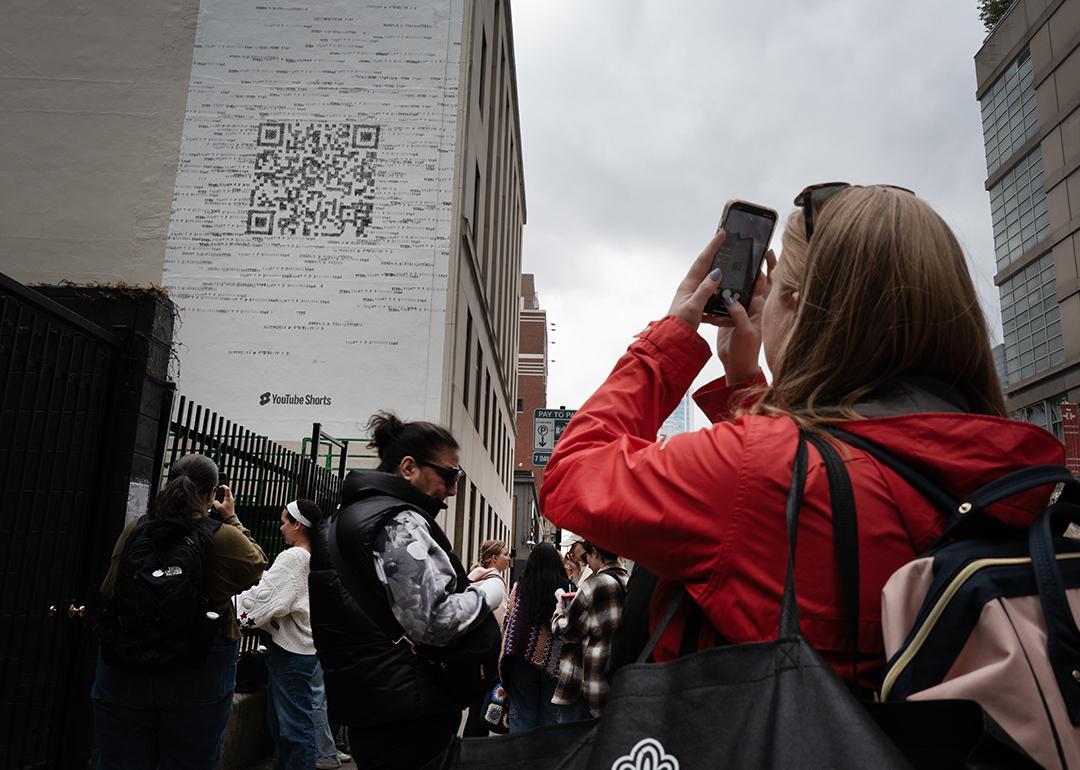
[
  {"xmin": 793, "ymin": 182, "xmax": 915, "ymax": 240},
  {"xmin": 417, "ymin": 459, "xmax": 465, "ymax": 486}
]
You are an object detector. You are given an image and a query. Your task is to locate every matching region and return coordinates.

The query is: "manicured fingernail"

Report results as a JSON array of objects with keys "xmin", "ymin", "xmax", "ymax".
[
  {"xmin": 708, "ymin": 268, "xmax": 722, "ymax": 281},
  {"xmin": 723, "ymin": 294, "xmax": 734, "ymax": 305}
]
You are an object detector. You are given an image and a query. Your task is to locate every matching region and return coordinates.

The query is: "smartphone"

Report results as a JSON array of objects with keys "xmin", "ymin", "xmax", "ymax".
[
  {"xmin": 215, "ymin": 471, "xmax": 229, "ymax": 503},
  {"xmin": 703, "ymin": 200, "xmax": 778, "ymax": 317}
]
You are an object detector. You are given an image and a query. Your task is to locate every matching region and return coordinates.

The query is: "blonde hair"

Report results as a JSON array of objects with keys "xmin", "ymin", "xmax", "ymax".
[
  {"xmin": 474, "ymin": 539, "xmax": 506, "ymax": 570},
  {"xmin": 751, "ymin": 186, "xmax": 1006, "ymax": 424}
]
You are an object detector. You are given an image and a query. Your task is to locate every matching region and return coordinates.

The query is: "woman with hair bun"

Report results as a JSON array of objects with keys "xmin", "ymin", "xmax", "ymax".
[
  {"xmin": 310, "ymin": 412, "xmax": 501, "ymax": 770},
  {"xmin": 541, "ymin": 185, "xmax": 1065, "ymax": 693},
  {"xmin": 92, "ymin": 453, "xmax": 267, "ymax": 770},
  {"xmin": 236, "ymin": 499, "xmax": 348, "ymax": 770}
]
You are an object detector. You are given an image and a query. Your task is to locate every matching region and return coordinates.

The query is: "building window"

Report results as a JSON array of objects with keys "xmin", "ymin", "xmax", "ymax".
[
  {"xmin": 465, "ymin": 482, "xmax": 477, "ymax": 561},
  {"xmin": 473, "ymin": 347, "xmax": 483, "ymax": 429},
  {"xmin": 463, "ymin": 311, "xmax": 473, "ymax": 415},
  {"xmin": 988, "ymin": 148, "xmax": 1049, "ymax": 271},
  {"xmin": 483, "ymin": 372, "xmax": 492, "ymax": 449},
  {"xmin": 1012, "ymin": 393, "xmax": 1067, "ymax": 440},
  {"xmin": 478, "ymin": 31, "xmax": 488, "ymax": 112},
  {"xmin": 453, "ymin": 486, "xmax": 466, "ymax": 555},
  {"xmin": 980, "ymin": 48, "xmax": 1038, "ymax": 177},
  {"xmin": 1000, "ymin": 251, "xmax": 1064, "ymax": 383},
  {"xmin": 516, "ymin": 397, "xmax": 523, "ymax": 413},
  {"xmin": 472, "ymin": 164, "xmax": 482, "ymax": 241},
  {"xmin": 478, "ymin": 494, "xmax": 486, "ymax": 554}
]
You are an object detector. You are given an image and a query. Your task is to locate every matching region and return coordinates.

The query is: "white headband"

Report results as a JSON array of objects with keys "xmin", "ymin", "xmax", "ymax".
[{"xmin": 286, "ymin": 500, "xmax": 312, "ymax": 528}]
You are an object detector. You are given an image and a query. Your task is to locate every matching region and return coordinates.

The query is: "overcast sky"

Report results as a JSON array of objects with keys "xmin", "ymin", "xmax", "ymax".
[{"xmin": 511, "ymin": 1, "xmax": 998, "ymax": 424}]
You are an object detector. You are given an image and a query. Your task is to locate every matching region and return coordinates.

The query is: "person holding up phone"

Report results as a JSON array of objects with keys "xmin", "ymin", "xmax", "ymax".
[
  {"xmin": 539, "ymin": 186, "xmax": 1064, "ymax": 690},
  {"xmin": 93, "ymin": 454, "xmax": 267, "ymax": 770}
]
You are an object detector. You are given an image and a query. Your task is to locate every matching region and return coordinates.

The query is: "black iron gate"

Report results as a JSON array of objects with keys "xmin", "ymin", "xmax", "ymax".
[{"xmin": 0, "ymin": 273, "xmax": 124, "ymax": 769}]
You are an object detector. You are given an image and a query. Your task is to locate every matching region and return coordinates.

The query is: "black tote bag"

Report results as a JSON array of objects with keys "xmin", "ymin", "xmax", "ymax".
[{"xmin": 441, "ymin": 436, "xmax": 911, "ymax": 769}]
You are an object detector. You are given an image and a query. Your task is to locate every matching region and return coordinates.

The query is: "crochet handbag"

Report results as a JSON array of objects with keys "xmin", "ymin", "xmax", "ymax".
[{"xmin": 481, "ymin": 681, "xmax": 509, "ymax": 734}]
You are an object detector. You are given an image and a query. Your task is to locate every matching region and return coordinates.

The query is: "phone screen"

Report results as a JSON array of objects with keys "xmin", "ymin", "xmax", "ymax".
[{"xmin": 704, "ymin": 202, "xmax": 776, "ymax": 316}]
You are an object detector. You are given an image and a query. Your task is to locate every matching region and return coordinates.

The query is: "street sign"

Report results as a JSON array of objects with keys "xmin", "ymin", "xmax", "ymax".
[
  {"xmin": 533, "ymin": 451, "xmax": 552, "ymax": 466},
  {"xmin": 533, "ymin": 408, "xmax": 577, "ymax": 450}
]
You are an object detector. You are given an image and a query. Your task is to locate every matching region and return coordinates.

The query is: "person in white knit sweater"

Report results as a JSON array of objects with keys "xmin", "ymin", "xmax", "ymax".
[{"xmin": 237, "ymin": 499, "xmax": 349, "ymax": 770}]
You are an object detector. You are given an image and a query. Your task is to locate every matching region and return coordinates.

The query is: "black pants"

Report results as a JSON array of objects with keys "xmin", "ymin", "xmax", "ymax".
[{"xmin": 350, "ymin": 710, "xmax": 461, "ymax": 769}]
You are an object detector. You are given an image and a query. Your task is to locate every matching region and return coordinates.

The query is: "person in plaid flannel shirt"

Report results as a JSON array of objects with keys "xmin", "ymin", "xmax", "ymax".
[{"xmin": 550, "ymin": 541, "xmax": 629, "ymax": 719}]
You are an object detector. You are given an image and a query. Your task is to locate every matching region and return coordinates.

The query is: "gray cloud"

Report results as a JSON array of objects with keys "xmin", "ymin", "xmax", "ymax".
[{"xmin": 512, "ymin": 1, "xmax": 998, "ymax": 415}]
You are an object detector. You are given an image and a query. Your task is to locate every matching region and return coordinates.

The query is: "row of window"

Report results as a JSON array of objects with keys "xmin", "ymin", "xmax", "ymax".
[
  {"xmin": 472, "ymin": 1, "xmax": 524, "ymax": 396},
  {"xmin": 453, "ymin": 479, "xmax": 511, "ymax": 568},
  {"xmin": 1000, "ymin": 251, "xmax": 1064, "ymax": 383},
  {"xmin": 980, "ymin": 48, "xmax": 1038, "ymax": 177},
  {"xmin": 989, "ymin": 148, "xmax": 1050, "ymax": 270},
  {"xmin": 463, "ymin": 308, "xmax": 514, "ymax": 488}
]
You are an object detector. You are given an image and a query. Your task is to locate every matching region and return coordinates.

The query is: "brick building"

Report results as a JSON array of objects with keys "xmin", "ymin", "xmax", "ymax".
[{"xmin": 511, "ymin": 273, "xmax": 554, "ymax": 577}]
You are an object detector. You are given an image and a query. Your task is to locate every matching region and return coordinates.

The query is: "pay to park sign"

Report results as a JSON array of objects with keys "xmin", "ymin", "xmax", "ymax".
[{"xmin": 533, "ymin": 408, "xmax": 577, "ymax": 466}]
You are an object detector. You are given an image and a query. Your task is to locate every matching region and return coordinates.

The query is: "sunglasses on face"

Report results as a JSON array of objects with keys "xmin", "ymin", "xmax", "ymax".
[
  {"xmin": 417, "ymin": 459, "xmax": 466, "ymax": 487},
  {"xmin": 793, "ymin": 182, "xmax": 915, "ymax": 240}
]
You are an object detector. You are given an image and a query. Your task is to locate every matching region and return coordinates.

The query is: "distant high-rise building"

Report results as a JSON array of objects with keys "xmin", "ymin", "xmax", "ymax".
[
  {"xmin": 659, "ymin": 393, "xmax": 694, "ymax": 439},
  {"xmin": 974, "ymin": 0, "xmax": 1080, "ymax": 439}
]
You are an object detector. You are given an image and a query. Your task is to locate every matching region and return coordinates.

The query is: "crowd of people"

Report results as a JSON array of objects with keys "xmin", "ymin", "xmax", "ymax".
[{"xmin": 87, "ymin": 184, "xmax": 1071, "ymax": 769}]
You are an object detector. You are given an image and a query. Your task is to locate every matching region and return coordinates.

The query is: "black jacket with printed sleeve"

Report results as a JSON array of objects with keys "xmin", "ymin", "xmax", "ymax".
[{"xmin": 309, "ymin": 470, "xmax": 473, "ymax": 725}]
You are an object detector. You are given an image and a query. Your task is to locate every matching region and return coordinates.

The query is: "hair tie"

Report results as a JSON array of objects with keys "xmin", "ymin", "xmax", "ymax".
[{"xmin": 286, "ymin": 500, "xmax": 312, "ymax": 528}]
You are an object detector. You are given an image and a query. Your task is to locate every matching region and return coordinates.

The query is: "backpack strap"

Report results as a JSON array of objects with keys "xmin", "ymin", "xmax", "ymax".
[
  {"xmin": 635, "ymin": 590, "xmax": 687, "ymax": 665},
  {"xmin": 1029, "ymin": 498, "xmax": 1080, "ymax": 727},
  {"xmin": 964, "ymin": 466, "xmax": 1079, "ymax": 515},
  {"xmin": 805, "ymin": 433, "xmax": 860, "ymax": 689},
  {"xmin": 824, "ymin": 427, "xmax": 958, "ymax": 521}
]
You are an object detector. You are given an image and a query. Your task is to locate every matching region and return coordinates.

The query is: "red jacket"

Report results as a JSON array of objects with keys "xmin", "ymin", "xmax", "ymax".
[{"xmin": 539, "ymin": 315, "xmax": 1065, "ymax": 689}]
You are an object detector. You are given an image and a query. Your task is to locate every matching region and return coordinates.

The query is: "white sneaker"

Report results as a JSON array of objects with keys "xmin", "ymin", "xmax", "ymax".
[
  {"xmin": 315, "ymin": 757, "xmax": 342, "ymax": 769},
  {"xmin": 337, "ymin": 751, "xmax": 353, "ymax": 765}
]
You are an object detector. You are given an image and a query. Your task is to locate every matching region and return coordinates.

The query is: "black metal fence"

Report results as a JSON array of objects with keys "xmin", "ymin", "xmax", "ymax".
[
  {"xmin": 0, "ymin": 273, "xmax": 123, "ymax": 769},
  {"xmin": 160, "ymin": 394, "xmax": 347, "ymax": 563}
]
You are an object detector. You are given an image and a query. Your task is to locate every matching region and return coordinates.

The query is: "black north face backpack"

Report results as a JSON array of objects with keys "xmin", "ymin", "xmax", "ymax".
[{"xmin": 97, "ymin": 516, "xmax": 221, "ymax": 671}]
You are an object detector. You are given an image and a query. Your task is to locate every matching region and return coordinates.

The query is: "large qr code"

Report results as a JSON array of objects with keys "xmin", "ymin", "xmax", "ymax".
[{"xmin": 247, "ymin": 121, "xmax": 380, "ymax": 237}]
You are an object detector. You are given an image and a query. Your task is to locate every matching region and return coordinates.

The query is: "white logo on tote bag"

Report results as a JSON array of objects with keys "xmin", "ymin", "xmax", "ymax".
[{"xmin": 611, "ymin": 737, "xmax": 680, "ymax": 770}]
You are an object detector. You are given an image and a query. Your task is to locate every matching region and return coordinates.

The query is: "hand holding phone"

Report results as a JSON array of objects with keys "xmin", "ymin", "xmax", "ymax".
[
  {"xmin": 210, "ymin": 483, "xmax": 235, "ymax": 520},
  {"xmin": 713, "ymin": 247, "xmax": 777, "ymax": 385},
  {"xmin": 215, "ymin": 472, "xmax": 229, "ymax": 503},
  {"xmin": 702, "ymin": 200, "xmax": 778, "ymax": 319}
]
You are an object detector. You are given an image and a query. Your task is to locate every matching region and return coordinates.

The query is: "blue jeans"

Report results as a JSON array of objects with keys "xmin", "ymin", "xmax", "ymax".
[
  {"xmin": 265, "ymin": 641, "xmax": 318, "ymax": 770},
  {"xmin": 311, "ymin": 659, "xmax": 338, "ymax": 759},
  {"xmin": 91, "ymin": 637, "xmax": 238, "ymax": 770},
  {"xmin": 503, "ymin": 656, "xmax": 561, "ymax": 733}
]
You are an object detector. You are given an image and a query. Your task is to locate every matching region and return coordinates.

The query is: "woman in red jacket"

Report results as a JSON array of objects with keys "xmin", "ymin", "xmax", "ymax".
[{"xmin": 540, "ymin": 185, "xmax": 1065, "ymax": 690}]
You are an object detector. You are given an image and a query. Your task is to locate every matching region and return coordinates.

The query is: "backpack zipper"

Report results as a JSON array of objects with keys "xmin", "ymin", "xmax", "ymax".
[{"xmin": 880, "ymin": 552, "xmax": 1080, "ymax": 701}]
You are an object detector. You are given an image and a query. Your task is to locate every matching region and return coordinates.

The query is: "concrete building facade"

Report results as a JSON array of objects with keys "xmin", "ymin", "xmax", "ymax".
[
  {"xmin": 0, "ymin": 0, "xmax": 524, "ymax": 567},
  {"xmin": 975, "ymin": 0, "xmax": 1080, "ymax": 438},
  {"xmin": 446, "ymin": 0, "xmax": 526, "ymax": 566}
]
